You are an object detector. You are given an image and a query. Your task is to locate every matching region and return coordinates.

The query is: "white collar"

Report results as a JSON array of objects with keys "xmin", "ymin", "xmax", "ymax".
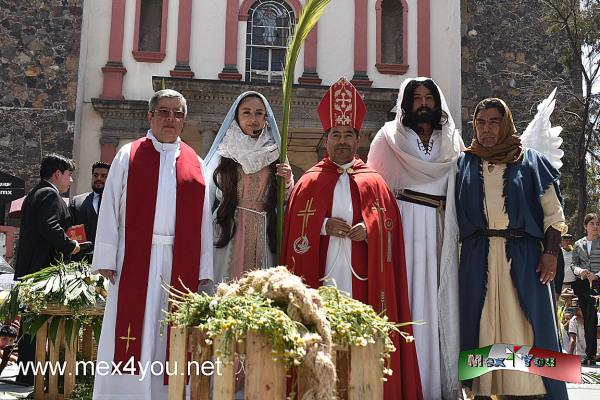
[
  {"xmin": 332, "ymin": 160, "xmax": 355, "ymax": 174},
  {"xmin": 147, "ymin": 130, "xmax": 181, "ymax": 152},
  {"xmin": 333, "ymin": 160, "xmax": 354, "ymax": 169}
]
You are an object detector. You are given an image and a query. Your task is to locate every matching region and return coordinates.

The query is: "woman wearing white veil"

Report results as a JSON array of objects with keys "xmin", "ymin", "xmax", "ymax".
[{"xmin": 205, "ymin": 92, "xmax": 293, "ymax": 285}]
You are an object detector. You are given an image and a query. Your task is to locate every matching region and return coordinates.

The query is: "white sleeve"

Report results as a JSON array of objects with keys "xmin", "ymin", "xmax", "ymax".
[
  {"xmin": 199, "ymin": 159, "xmax": 214, "ymax": 282},
  {"xmin": 568, "ymin": 317, "xmax": 577, "ymax": 335},
  {"xmin": 91, "ymin": 147, "xmax": 129, "ymax": 274},
  {"xmin": 321, "ymin": 218, "xmax": 329, "ymax": 235}
]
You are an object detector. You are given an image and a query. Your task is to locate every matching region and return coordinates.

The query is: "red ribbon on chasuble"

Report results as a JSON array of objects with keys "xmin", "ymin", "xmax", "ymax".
[{"xmin": 113, "ymin": 137, "xmax": 205, "ymax": 368}]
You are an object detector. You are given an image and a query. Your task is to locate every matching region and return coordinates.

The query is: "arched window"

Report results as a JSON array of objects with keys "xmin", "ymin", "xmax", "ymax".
[{"xmin": 245, "ymin": 0, "xmax": 295, "ymax": 83}]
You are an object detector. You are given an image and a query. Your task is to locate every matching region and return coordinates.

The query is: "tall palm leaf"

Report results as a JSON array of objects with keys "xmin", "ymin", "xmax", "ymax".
[{"xmin": 276, "ymin": 0, "xmax": 330, "ymax": 260}]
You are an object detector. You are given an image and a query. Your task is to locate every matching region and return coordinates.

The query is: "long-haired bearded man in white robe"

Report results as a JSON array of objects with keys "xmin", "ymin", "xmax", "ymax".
[{"xmin": 368, "ymin": 78, "xmax": 464, "ymax": 400}]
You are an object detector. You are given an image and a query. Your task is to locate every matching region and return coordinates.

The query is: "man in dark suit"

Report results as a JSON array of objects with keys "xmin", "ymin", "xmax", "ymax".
[
  {"xmin": 13, "ymin": 153, "xmax": 80, "ymax": 385},
  {"xmin": 69, "ymin": 162, "xmax": 110, "ymax": 261}
]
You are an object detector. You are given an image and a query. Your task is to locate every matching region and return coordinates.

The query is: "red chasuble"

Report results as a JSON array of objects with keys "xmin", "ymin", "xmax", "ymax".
[
  {"xmin": 113, "ymin": 137, "xmax": 205, "ymax": 367},
  {"xmin": 282, "ymin": 157, "xmax": 423, "ymax": 400}
]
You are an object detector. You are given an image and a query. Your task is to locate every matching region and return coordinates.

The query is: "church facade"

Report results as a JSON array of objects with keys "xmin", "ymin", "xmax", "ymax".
[
  {"xmin": 0, "ymin": 0, "xmax": 577, "ymax": 210},
  {"xmin": 71, "ymin": 0, "xmax": 462, "ymax": 193}
]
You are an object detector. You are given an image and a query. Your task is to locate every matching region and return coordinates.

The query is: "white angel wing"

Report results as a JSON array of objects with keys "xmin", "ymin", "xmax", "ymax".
[{"xmin": 520, "ymin": 88, "xmax": 564, "ymax": 170}]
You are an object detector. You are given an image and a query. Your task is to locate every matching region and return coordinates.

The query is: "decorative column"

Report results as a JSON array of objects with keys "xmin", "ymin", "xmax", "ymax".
[
  {"xmin": 417, "ymin": 0, "xmax": 431, "ymax": 77},
  {"xmin": 298, "ymin": 26, "xmax": 321, "ymax": 85},
  {"xmin": 351, "ymin": 0, "xmax": 372, "ymax": 88},
  {"xmin": 219, "ymin": 0, "xmax": 242, "ymax": 80},
  {"xmin": 100, "ymin": 137, "xmax": 119, "ymax": 163},
  {"xmin": 170, "ymin": 0, "xmax": 194, "ymax": 77},
  {"xmin": 101, "ymin": 0, "xmax": 127, "ymax": 100}
]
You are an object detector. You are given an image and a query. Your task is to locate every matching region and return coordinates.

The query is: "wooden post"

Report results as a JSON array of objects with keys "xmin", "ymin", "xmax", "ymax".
[
  {"xmin": 244, "ymin": 331, "xmax": 286, "ymax": 400},
  {"xmin": 168, "ymin": 326, "xmax": 189, "ymax": 400},
  {"xmin": 188, "ymin": 327, "xmax": 211, "ymax": 400},
  {"xmin": 81, "ymin": 326, "xmax": 94, "ymax": 360},
  {"xmin": 296, "ymin": 364, "xmax": 308, "ymax": 399},
  {"xmin": 34, "ymin": 322, "xmax": 48, "ymax": 400},
  {"xmin": 64, "ymin": 327, "xmax": 77, "ymax": 397},
  {"xmin": 348, "ymin": 341, "xmax": 383, "ymax": 400},
  {"xmin": 30, "ymin": 307, "xmax": 103, "ymax": 400},
  {"xmin": 212, "ymin": 334, "xmax": 235, "ymax": 400},
  {"xmin": 336, "ymin": 347, "xmax": 350, "ymax": 400},
  {"xmin": 47, "ymin": 319, "xmax": 65, "ymax": 399}
]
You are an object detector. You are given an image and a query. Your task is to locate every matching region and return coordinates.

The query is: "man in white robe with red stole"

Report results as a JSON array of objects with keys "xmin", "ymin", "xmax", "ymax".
[
  {"xmin": 282, "ymin": 78, "xmax": 423, "ymax": 400},
  {"xmin": 91, "ymin": 89, "xmax": 213, "ymax": 399}
]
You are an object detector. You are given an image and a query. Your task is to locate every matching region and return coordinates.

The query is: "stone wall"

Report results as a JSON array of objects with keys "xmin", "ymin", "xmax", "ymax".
[
  {"xmin": 0, "ymin": 0, "xmax": 83, "ymax": 197},
  {"xmin": 460, "ymin": 0, "xmax": 580, "ymax": 226},
  {"xmin": 460, "ymin": 0, "xmax": 578, "ymax": 142}
]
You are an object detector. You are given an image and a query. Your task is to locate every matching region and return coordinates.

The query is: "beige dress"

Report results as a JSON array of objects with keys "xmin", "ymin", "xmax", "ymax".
[
  {"xmin": 471, "ymin": 161, "xmax": 567, "ymax": 397},
  {"xmin": 213, "ymin": 165, "xmax": 275, "ymax": 284}
]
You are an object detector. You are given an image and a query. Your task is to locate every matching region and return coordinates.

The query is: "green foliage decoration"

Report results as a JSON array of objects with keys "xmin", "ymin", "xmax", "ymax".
[
  {"xmin": 0, "ymin": 260, "xmax": 106, "ymax": 344},
  {"xmin": 164, "ymin": 283, "xmax": 413, "ymax": 379}
]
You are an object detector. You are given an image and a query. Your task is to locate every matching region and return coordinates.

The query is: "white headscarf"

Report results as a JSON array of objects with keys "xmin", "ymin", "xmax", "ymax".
[
  {"xmin": 370, "ymin": 77, "xmax": 464, "ymax": 188},
  {"xmin": 204, "ymin": 91, "xmax": 282, "ymax": 177},
  {"xmin": 216, "ymin": 120, "xmax": 278, "ymax": 174},
  {"xmin": 394, "ymin": 77, "xmax": 463, "ymax": 162}
]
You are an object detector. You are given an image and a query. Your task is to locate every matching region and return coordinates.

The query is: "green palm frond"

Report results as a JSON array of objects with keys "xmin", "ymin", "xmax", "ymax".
[{"xmin": 277, "ymin": 0, "xmax": 331, "ymax": 259}]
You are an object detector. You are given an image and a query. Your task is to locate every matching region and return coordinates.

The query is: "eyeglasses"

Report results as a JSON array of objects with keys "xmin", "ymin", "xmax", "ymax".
[{"xmin": 152, "ymin": 109, "xmax": 185, "ymax": 119}]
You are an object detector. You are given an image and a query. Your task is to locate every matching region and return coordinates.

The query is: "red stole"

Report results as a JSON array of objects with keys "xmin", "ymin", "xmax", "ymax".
[
  {"xmin": 113, "ymin": 137, "xmax": 205, "ymax": 367},
  {"xmin": 282, "ymin": 157, "xmax": 423, "ymax": 400}
]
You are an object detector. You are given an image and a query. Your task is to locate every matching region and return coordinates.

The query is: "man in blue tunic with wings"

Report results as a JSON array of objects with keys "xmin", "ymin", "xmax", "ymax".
[{"xmin": 456, "ymin": 92, "xmax": 569, "ymax": 399}]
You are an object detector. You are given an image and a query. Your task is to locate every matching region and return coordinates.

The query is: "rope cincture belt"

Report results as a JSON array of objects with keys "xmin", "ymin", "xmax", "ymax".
[
  {"xmin": 476, "ymin": 228, "xmax": 529, "ymax": 239},
  {"xmin": 394, "ymin": 188, "xmax": 446, "ymax": 287}
]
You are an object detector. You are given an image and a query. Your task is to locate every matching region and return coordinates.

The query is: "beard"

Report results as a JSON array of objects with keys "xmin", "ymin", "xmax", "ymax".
[
  {"xmin": 402, "ymin": 107, "xmax": 444, "ymax": 132},
  {"xmin": 92, "ymin": 185, "xmax": 104, "ymax": 195},
  {"xmin": 414, "ymin": 107, "xmax": 440, "ymax": 124}
]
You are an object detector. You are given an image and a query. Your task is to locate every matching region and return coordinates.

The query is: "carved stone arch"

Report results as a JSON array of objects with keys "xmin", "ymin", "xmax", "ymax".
[{"xmin": 239, "ymin": 0, "xmax": 302, "ymax": 21}]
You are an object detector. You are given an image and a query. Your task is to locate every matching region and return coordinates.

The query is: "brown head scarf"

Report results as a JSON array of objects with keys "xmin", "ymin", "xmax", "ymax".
[{"xmin": 466, "ymin": 98, "xmax": 523, "ymax": 164}]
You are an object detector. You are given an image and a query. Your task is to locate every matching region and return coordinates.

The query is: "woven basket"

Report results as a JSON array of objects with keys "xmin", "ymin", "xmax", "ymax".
[{"xmin": 39, "ymin": 303, "xmax": 105, "ymax": 316}]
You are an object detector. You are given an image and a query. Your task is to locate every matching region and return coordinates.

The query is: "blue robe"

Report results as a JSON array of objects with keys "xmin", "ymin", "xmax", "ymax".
[{"xmin": 456, "ymin": 149, "xmax": 567, "ymax": 399}]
